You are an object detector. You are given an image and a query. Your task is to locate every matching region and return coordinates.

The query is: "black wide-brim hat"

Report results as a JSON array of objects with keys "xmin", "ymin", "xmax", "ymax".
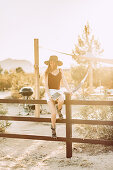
[{"xmin": 44, "ymin": 55, "xmax": 63, "ymax": 66}]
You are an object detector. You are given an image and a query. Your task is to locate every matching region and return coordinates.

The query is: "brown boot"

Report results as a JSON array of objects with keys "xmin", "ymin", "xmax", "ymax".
[{"xmin": 51, "ymin": 125, "xmax": 57, "ymax": 138}]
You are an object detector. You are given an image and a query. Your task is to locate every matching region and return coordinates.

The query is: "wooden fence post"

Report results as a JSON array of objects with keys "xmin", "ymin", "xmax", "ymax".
[
  {"xmin": 65, "ymin": 92, "xmax": 72, "ymax": 158},
  {"xmin": 34, "ymin": 39, "xmax": 40, "ymax": 117}
]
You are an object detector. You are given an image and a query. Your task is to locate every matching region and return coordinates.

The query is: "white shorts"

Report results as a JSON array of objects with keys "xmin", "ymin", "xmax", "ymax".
[{"xmin": 45, "ymin": 89, "xmax": 65, "ymax": 102}]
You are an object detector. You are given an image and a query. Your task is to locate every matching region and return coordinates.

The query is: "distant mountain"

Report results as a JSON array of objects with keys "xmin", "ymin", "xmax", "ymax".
[
  {"xmin": 0, "ymin": 58, "xmax": 34, "ymax": 73},
  {"xmin": 0, "ymin": 58, "xmax": 70, "ymax": 74}
]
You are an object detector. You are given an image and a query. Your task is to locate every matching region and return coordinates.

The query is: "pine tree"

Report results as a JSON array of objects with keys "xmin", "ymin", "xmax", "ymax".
[{"xmin": 72, "ymin": 22, "xmax": 104, "ymax": 65}]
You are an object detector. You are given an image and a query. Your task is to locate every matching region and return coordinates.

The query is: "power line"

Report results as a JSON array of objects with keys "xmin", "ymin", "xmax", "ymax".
[
  {"xmin": 39, "ymin": 46, "xmax": 72, "ymax": 56},
  {"xmin": 39, "ymin": 46, "xmax": 113, "ymax": 65}
]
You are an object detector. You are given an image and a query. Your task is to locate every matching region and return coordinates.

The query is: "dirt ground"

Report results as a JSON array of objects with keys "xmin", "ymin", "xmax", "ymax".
[{"xmin": 0, "ymin": 92, "xmax": 113, "ymax": 170}]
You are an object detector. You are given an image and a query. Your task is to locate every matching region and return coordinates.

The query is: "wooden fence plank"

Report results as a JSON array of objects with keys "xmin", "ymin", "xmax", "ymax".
[
  {"xmin": 71, "ymin": 138, "xmax": 113, "ymax": 146},
  {"xmin": 0, "ymin": 99, "xmax": 113, "ymax": 105},
  {"xmin": 70, "ymin": 100, "xmax": 113, "ymax": 105},
  {"xmin": 0, "ymin": 99, "xmax": 47, "ymax": 104},
  {"xmin": 0, "ymin": 133, "xmax": 112, "ymax": 145},
  {"xmin": 0, "ymin": 116, "xmax": 113, "ymax": 126},
  {"xmin": 0, "ymin": 133, "xmax": 66, "ymax": 142},
  {"xmin": 71, "ymin": 119, "xmax": 113, "ymax": 126},
  {"xmin": 0, "ymin": 116, "xmax": 66, "ymax": 123}
]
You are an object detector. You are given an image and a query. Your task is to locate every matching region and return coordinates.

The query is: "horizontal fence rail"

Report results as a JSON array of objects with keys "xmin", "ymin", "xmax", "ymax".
[
  {"xmin": 71, "ymin": 138, "xmax": 113, "ymax": 146},
  {"xmin": 0, "ymin": 116, "xmax": 113, "ymax": 126},
  {"xmin": 0, "ymin": 134, "xmax": 112, "ymax": 146},
  {"xmin": 0, "ymin": 133, "xmax": 66, "ymax": 142},
  {"xmin": 0, "ymin": 94, "xmax": 113, "ymax": 158},
  {"xmin": 0, "ymin": 99, "xmax": 113, "ymax": 105}
]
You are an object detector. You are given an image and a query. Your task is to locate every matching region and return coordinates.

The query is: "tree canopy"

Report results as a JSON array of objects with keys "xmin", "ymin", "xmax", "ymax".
[{"xmin": 72, "ymin": 22, "xmax": 104, "ymax": 65}]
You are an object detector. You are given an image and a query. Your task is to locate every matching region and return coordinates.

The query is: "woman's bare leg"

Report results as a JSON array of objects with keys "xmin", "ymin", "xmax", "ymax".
[
  {"xmin": 57, "ymin": 95, "xmax": 64, "ymax": 110},
  {"xmin": 47, "ymin": 100, "xmax": 57, "ymax": 128},
  {"xmin": 56, "ymin": 95, "xmax": 64, "ymax": 120}
]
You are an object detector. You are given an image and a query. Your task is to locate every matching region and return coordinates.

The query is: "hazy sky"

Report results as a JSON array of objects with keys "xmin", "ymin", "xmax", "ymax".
[{"xmin": 0, "ymin": 0, "xmax": 113, "ymax": 68}]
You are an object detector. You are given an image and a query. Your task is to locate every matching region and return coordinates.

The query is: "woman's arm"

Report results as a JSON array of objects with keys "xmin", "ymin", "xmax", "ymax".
[{"xmin": 61, "ymin": 69, "xmax": 72, "ymax": 94}]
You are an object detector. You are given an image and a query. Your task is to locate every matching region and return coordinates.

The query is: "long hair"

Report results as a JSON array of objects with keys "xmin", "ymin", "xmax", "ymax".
[{"xmin": 45, "ymin": 62, "xmax": 57, "ymax": 77}]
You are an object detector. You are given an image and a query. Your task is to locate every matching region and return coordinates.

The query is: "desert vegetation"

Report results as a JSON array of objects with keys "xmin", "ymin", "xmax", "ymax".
[
  {"xmin": 0, "ymin": 66, "xmax": 45, "ymax": 99},
  {"xmin": 0, "ymin": 104, "xmax": 11, "ymax": 132},
  {"xmin": 73, "ymin": 94, "xmax": 113, "ymax": 141}
]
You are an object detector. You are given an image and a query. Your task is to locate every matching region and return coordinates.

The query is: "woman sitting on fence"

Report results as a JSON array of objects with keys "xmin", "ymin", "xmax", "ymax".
[{"xmin": 44, "ymin": 55, "xmax": 72, "ymax": 138}]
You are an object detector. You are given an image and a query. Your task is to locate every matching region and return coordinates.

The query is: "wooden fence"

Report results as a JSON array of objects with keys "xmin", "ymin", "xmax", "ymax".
[{"xmin": 0, "ymin": 93, "xmax": 113, "ymax": 158}]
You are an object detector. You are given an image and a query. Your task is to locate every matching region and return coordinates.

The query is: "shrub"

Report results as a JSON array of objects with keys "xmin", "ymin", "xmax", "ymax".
[
  {"xmin": 74, "ymin": 96, "xmax": 113, "ymax": 140},
  {"xmin": 0, "ymin": 104, "xmax": 11, "ymax": 132},
  {"xmin": 0, "ymin": 76, "xmax": 12, "ymax": 91}
]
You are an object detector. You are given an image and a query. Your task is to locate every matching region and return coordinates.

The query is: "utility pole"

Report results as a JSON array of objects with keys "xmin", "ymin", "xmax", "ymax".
[
  {"xmin": 34, "ymin": 39, "xmax": 40, "ymax": 117},
  {"xmin": 89, "ymin": 60, "xmax": 93, "ymax": 93}
]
